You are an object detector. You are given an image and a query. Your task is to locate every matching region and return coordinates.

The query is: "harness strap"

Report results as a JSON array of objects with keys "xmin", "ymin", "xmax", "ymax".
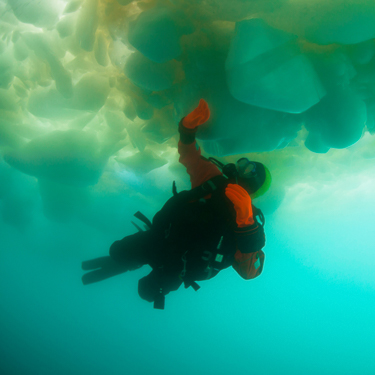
[
  {"xmin": 179, "ymin": 251, "xmax": 201, "ymax": 291},
  {"xmin": 134, "ymin": 211, "xmax": 152, "ymax": 230},
  {"xmin": 131, "ymin": 221, "xmax": 144, "ymax": 232},
  {"xmin": 153, "ymin": 267, "xmax": 166, "ymax": 310},
  {"xmin": 252, "ymin": 205, "xmax": 265, "ymax": 227},
  {"xmin": 183, "ymin": 279, "xmax": 201, "ymax": 291}
]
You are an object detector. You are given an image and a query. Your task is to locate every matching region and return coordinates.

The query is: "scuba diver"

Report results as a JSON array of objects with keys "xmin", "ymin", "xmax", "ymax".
[{"xmin": 82, "ymin": 99, "xmax": 272, "ymax": 309}]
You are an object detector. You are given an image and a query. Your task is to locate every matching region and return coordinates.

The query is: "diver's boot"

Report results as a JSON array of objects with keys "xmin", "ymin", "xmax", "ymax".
[{"xmin": 81, "ymin": 256, "xmax": 142, "ymax": 285}]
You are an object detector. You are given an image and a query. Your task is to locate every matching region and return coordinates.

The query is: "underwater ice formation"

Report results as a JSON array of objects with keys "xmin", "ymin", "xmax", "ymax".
[
  {"xmin": 0, "ymin": 0, "xmax": 374, "ymax": 228},
  {"xmin": 225, "ymin": 18, "xmax": 326, "ymax": 113}
]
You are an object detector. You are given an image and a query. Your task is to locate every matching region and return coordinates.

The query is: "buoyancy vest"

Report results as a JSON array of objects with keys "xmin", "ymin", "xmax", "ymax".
[
  {"xmin": 153, "ymin": 176, "xmax": 237, "ymax": 280},
  {"xmin": 131, "ymin": 177, "xmax": 232, "ymax": 287},
  {"xmin": 135, "ymin": 176, "xmax": 263, "ymax": 283},
  {"xmin": 133, "ymin": 175, "xmax": 265, "ymax": 309}
]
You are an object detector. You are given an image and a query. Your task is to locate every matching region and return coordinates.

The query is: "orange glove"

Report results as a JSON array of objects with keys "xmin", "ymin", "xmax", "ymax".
[
  {"xmin": 182, "ymin": 99, "xmax": 210, "ymax": 129},
  {"xmin": 225, "ymin": 184, "xmax": 255, "ymax": 227}
]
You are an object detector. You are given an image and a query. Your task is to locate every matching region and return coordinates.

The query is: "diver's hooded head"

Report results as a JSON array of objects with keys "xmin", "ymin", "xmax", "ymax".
[
  {"xmin": 217, "ymin": 158, "xmax": 271, "ymax": 199},
  {"xmin": 235, "ymin": 158, "xmax": 272, "ymax": 199},
  {"xmin": 209, "ymin": 157, "xmax": 272, "ymax": 198}
]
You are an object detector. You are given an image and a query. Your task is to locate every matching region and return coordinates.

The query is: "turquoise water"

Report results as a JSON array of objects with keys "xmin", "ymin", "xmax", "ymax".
[
  {"xmin": 1, "ymin": 1, "xmax": 375, "ymax": 374},
  {"xmin": 1, "ymin": 182, "xmax": 374, "ymax": 375}
]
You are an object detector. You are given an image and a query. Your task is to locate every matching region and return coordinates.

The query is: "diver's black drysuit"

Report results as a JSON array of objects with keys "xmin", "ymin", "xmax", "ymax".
[{"xmin": 82, "ymin": 121, "xmax": 266, "ymax": 309}]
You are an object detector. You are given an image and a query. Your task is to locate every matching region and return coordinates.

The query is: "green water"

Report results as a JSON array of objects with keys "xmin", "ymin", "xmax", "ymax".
[{"xmin": 1, "ymin": 0, "xmax": 375, "ymax": 374}]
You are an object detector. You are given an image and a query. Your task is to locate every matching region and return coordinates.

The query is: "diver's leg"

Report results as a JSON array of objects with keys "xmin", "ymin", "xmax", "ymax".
[
  {"xmin": 138, "ymin": 269, "xmax": 183, "ymax": 305},
  {"xmin": 81, "ymin": 256, "xmax": 130, "ymax": 285},
  {"xmin": 109, "ymin": 230, "xmax": 162, "ymax": 267},
  {"xmin": 82, "ymin": 231, "xmax": 155, "ymax": 285}
]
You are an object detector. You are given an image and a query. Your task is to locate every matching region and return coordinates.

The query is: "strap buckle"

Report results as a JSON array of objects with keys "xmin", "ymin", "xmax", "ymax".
[
  {"xmin": 180, "ymin": 251, "xmax": 188, "ymax": 278},
  {"xmin": 201, "ymin": 179, "xmax": 217, "ymax": 193}
]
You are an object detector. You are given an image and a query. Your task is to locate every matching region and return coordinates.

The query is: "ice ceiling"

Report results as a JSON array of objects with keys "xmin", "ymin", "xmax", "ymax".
[{"xmin": 0, "ymin": 0, "xmax": 375, "ymax": 229}]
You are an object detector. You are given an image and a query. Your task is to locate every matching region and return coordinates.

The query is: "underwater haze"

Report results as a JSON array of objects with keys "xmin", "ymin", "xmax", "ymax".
[{"xmin": 1, "ymin": 0, "xmax": 375, "ymax": 374}]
